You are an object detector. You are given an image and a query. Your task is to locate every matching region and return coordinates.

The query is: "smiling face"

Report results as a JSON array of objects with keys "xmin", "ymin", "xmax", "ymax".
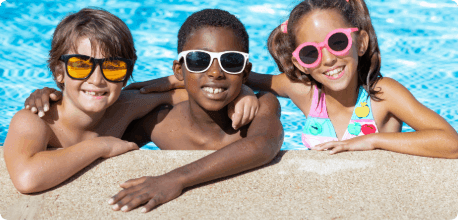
[
  {"xmin": 57, "ymin": 37, "xmax": 123, "ymax": 114},
  {"xmin": 292, "ymin": 9, "xmax": 365, "ymax": 93},
  {"xmin": 174, "ymin": 27, "xmax": 251, "ymax": 112}
]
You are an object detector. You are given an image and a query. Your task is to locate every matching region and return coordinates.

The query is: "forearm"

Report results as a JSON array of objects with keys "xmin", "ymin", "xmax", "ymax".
[
  {"xmin": 10, "ymin": 140, "xmax": 106, "ymax": 193},
  {"xmin": 168, "ymin": 134, "xmax": 282, "ymax": 189},
  {"xmin": 370, "ymin": 130, "xmax": 458, "ymax": 158}
]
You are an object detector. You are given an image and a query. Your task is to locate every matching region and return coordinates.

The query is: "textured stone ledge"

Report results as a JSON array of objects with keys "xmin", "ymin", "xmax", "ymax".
[{"xmin": 1, "ymin": 146, "xmax": 458, "ymax": 219}]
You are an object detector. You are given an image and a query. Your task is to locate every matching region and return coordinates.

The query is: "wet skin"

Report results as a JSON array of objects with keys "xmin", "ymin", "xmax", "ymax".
[
  {"xmin": 111, "ymin": 27, "xmax": 283, "ymax": 212},
  {"xmin": 3, "ymin": 37, "xmax": 187, "ymax": 193}
]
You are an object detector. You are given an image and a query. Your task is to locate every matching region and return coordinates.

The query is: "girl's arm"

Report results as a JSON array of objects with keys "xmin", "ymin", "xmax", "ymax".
[
  {"xmin": 108, "ymin": 92, "xmax": 283, "ymax": 213},
  {"xmin": 3, "ymin": 110, "xmax": 138, "ymax": 193},
  {"xmin": 315, "ymin": 78, "xmax": 458, "ymax": 158},
  {"xmin": 245, "ymin": 72, "xmax": 294, "ymax": 97}
]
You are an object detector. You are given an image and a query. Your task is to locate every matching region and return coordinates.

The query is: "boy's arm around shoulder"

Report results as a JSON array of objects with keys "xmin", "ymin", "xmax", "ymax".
[
  {"xmin": 371, "ymin": 77, "xmax": 458, "ymax": 158},
  {"xmin": 112, "ymin": 89, "xmax": 188, "ymax": 121}
]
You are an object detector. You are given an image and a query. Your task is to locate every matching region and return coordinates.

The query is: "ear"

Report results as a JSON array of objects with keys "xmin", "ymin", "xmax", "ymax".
[
  {"xmin": 357, "ymin": 30, "xmax": 369, "ymax": 56},
  {"xmin": 172, "ymin": 60, "xmax": 185, "ymax": 81},
  {"xmin": 56, "ymin": 72, "xmax": 64, "ymax": 83},
  {"xmin": 291, "ymin": 56, "xmax": 309, "ymax": 79},
  {"xmin": 241, "ymin": 61, "xmax": 252, "ymax": 84}
]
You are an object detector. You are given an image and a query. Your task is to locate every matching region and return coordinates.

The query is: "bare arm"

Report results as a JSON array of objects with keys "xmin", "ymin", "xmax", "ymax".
[
  {"xmin": 246, "ymin": 72, "xmax": 296, "ymax": 98},
  {"xmin": 109, "ymin": 92, "xmax": 283, "ymax": 212},
  {"xmin": 369, "ymin": 78, "xmax": 458, "ymax": 158},
  {"xmin": 3, "ymin": 110, "xmax": 138, "ymax": 193},
  {"xmin": 315, "ymin": 78, "xmax": 458, "ymax": 158}
]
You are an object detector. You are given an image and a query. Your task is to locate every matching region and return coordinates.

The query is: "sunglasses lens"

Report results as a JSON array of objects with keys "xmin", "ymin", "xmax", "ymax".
[
  {"xmin": 299, "ymin": 45, "xmax": 319, "ymax": 65},
  {"xmin": 328, "ymin": 32, "xmax": 349, "ymax": 52},
  {"xmin": 186, "ymin": 52, "xmax": 211, "ymax": 72},
  {"xmin": 221, "ymin": 52, "xmax": 245, "ymax": 74},
  {"xmin": 102, "ymin": 60, "xmax": 128, "ymax": 82},
  {"xmin": 67, "ymin": 57, "xmax": 93, "ymax": 79}
]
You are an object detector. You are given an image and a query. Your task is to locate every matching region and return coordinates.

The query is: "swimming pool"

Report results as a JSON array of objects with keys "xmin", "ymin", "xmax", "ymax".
[{"xmin": 1, "ymin": 0, "xmax": 457, "ymax": 150}]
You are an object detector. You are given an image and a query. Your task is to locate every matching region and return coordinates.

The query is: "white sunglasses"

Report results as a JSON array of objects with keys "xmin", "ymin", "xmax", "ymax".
[{"xmin": 178, "ymin": 50, "xmax": 249, "ymax": 74}]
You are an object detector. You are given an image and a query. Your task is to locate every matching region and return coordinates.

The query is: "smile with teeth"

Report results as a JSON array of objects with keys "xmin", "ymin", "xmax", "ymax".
[
  {"xmin": 202, "ymin": 87, "xmax": 226, "ymax": 94},
  {"xmin": 83, "ymin": 90, "xmax": 106, "ymax": 96},
  {"xmin": 324, "ymin": 67, "xmax": 344, "ymax": 78}
]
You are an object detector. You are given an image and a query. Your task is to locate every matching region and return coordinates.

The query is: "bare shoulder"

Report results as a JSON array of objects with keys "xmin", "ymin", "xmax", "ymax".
[
  {"xmin": 4, "ymin": 109, "xmax": 51, "ymax": 152},
  {"xmin": 256, "ymin": 91, "xmax": 281, "ymax": 117},
  {"xmin": 373, "ymin": 77, "xmax": 411, "ymax": 100}
]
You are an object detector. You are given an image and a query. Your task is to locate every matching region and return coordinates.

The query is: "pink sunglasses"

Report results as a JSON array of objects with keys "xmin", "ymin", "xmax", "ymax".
[{"xmin": 292, "ymin": 28, "xmax": 358, "ymax": 68}]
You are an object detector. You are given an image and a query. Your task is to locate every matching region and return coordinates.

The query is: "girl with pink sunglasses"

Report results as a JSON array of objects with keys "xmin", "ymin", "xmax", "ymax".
[{"xmin": 244, "ymin": 0, "xmax": 458, "ymax": 157}]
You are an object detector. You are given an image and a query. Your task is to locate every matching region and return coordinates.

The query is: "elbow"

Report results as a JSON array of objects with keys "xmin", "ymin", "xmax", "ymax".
[
  {"xmin": 12, "ymin": 170, "xmax": 42, "ymax": 194},
  {"xmin": 253, "ymin": 133, "xmax": 283, "ymax": 165}
]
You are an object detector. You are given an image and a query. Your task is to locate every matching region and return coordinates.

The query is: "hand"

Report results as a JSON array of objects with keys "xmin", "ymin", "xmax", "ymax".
[
  {"xmin": 228, "ymin": 85, "xmax": 259, "ymax": 130},
  {"xmin": 312, "ymin": 135, "xmax": 375, "ymax": 155},
  {"xmin": 24, "ymin": 87, "xmax": 62, "ymax": 117},
  {"xmin": 108, "ymin": 174, "xmax": 184, "ymax": 213},
  {"xmin": 96, "ymin": 136, "xmax": 139, "ymax": 159},
  {"xmin": 123, "ymin": 75, "xmax": 184, "ymax": 93}
]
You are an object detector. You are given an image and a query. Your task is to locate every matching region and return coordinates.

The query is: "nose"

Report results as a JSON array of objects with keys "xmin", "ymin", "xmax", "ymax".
[
  {"xmin": 321, "ymin": 47, "xmax": 337, "ymax": 67},
  {"xmin": 206, "ymin": 58, "xmax": 224, "ymax": 79},
  {"xmin": 87, "ymin": 63, "xmax": 106, "ymax": 86}
]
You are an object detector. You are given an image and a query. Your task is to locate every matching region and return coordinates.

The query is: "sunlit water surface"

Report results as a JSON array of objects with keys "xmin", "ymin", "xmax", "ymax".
[{"xmin": 1, "ymin": 0, "xmax": 457, "ymax": 150}]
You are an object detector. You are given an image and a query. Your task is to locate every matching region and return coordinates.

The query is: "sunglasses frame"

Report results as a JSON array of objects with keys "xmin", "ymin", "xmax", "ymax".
[
  {"xmin": 59, "ymin": 54, "xmax": 133, "ymax": 83},
  {"xmin": 178, "ymin": 50, "xmax": 249, "ymax": 74},
  {"xmin": 292, "ymin": 28, "xmax": 359, "ymax": 69}
]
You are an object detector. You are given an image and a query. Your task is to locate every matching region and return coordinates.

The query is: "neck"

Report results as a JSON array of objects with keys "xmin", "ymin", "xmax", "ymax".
[
  {"xmin": 57, "ymin": 96, "xmax": 106, "ymax": 132},
  {"xmin": 323, "ymin": 78, "xmax": 360, "ymax": 108},
  {"xmin": 186, "ymin": 99, "xmax": 233, "ymax": 133}
]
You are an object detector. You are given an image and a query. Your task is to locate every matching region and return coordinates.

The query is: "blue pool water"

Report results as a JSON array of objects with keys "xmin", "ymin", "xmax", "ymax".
[{"xmin": 0, "ymin": 0, "xmax": 457, "ymax": 150}]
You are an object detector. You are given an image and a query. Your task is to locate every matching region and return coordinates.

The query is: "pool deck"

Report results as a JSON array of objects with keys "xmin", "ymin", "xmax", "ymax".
[{"xmin": 1, "ymin": 146, "xmax": 458, "ymax": 219}]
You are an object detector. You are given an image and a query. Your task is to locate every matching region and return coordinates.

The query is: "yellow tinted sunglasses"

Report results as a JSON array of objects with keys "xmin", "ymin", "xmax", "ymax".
[{"xmin": 60, "ymin": 54, "xmax": 133, "ymax": 82}]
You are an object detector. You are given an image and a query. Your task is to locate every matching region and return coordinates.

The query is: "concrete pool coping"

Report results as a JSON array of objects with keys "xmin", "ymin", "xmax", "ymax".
[{"xmin": 1, "ymin": 146, "xmax": 458, "ymax": 219}]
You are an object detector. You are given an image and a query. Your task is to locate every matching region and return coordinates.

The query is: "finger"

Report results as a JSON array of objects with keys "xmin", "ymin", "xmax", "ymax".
[
  {"xmin": 41, "ymin": 89, "xmax": 53, "ymax": 113},
  {"xmin": 34, "ymin": 96, "xmax": 45, "ymax": 117},
  {"xmin": 329, "ymin": 145, "xmax": 347, "ymax": 155},
  {"xmin": 121, "ymin": 192, "xmax": 152, "ymax": 212},
  {"xmin": 240, "ymin": 104, "xmax": 251, "ymax": 127},
  {"xmin": 24, "ymin": 97, "xmax": 31, "ymax": 109},
  {"xmin": 50, "ymin": 90, "xmax": 62, "ymax": 101},
  {"xmin": 141, "ymin": 194, "xmax": 164, "ymax": 213},
  {"xmin": 231, "ymin": 112, "xmax": 242, "ymax": 130},
  {"xmin": 119, "ymin": 177, "xmax": 145, "ymax": 189},
  {"xmin": 109, "ymin": 186, "xmax": 141, "ymax": 207},
  {"xmin": 313, "ymin": 142, "xmax": 335, "ymax": 151}
]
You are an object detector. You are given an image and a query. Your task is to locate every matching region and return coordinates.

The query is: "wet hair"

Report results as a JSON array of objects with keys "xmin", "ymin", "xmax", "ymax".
[
  {"xmin": 268, "ymin": 0, "xmax": 383, "ymax": 100},
  {"xmin": 48, "ymin": 8, "xmax": 137, "ymax": 90},
  {"xmin": 177, "ymin": 9, "xmax": 249, "ymax": 53}
]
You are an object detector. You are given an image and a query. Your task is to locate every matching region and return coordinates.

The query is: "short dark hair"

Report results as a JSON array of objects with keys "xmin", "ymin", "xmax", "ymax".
[
  {"xmin": 48, "ymin": 8, "xmax": 137, "ymax": 90},
  {"xmin": 177, "ymin": 9, "xmax": 249, "ymax": 53}
]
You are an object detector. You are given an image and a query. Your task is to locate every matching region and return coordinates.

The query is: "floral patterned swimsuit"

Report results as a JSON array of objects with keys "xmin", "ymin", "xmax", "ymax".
[{"xmin": 302, "ymin": 86, "xmax": 379, "ymax": 149}]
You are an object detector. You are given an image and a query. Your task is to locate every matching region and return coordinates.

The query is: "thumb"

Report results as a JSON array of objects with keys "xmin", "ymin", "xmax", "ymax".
[{"xmin": 120, "ymin": 177, "xmax": 145, "ymax": 188}]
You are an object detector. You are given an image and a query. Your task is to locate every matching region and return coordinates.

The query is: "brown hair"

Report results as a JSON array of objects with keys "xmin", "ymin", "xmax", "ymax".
[
  {"xmin": 48, "ymin": 8, "xmax": 137, "ymax": 90},
  {"xmin": 268, "ymin": 0, "xmax": 383, "ymax": 100}
]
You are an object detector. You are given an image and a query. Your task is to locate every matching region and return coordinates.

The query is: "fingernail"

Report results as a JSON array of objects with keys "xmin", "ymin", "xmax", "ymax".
[
  {"xmin": 112, "ymin": 204, "xmax": 119, "ymax": 210},
  {"xmin": 31, "ymin": 107, "xmax": 37, "ymax": 112},
  {"xmin": 121, "ymin": 206, "xmax": 128, "ymax": 212},
  {"xmin": 38, "ymin": 112, "xmax": 44, "ymax": 118},
  {"xmin": 44, "ymin": 105, "xmax": 49, "ymax": 112},
  {"xmin": 141, "ymin": 208, "xmax": 147, "ymax": 213},
  {"xmin": 140, "ymin": 88, "xmax": 145, "ymax": 93},
  {"xmin": 26, "ymin": 105, "xmax": 30, "ymax": 109},
  {"xmin": 108, "ymin": 199, "xmax": 113, "ymax": 204}
]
